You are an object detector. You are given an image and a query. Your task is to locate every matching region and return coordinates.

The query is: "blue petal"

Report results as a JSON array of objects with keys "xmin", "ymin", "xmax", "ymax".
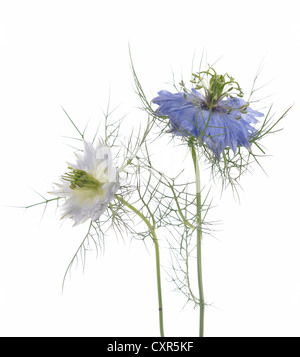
[{"xmin": 152, "ymin": 90, "xmax": 263, "ymax": 158}]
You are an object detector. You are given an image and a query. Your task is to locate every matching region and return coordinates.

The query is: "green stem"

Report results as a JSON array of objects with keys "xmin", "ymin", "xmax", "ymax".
[
  {"xmin": 115, "ymin": 194, "xmax": 165, "ymax": 337},
  {"xmin": 190, "ymin": 143, "xmax": 205, "ymax": 337}
]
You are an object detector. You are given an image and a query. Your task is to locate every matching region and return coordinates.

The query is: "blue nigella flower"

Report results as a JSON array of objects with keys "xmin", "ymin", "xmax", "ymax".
[{"xmin": 152, "ymin": 69, "xmax": 264, "ymax": 159}]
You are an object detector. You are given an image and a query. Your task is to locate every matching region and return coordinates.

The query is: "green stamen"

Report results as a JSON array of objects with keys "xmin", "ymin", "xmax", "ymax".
[
  {"xmin": 63, "ymin": 167, "xmax": 101, "ymax": 190},
  {"xmin": 182, "ymin": 66, "xmax": 245, "ymax": 111}
]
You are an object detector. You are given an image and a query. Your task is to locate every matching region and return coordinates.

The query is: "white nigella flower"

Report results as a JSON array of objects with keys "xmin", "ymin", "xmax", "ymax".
[{"xmin": 51, "ymin": 140, "xmax": 119, "ymax": 226}]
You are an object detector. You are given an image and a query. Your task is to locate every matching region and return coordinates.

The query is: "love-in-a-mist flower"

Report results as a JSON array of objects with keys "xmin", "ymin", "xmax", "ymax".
[
  {"xmin": 51, "ymin": 140, "xmax": 119, "ymax": 225},
  {"xmin": 152, "ymin": 68, "xmax": 264, "ymax": 158}
]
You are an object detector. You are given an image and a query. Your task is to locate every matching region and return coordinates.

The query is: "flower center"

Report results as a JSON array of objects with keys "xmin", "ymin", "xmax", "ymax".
[
  {"xmin": 63, "ymin": 167, "xmax": 102, "ymax": 191},
  {"xmin": 182, "ymin": 67, "xmax": 244, "ymax": 110}
]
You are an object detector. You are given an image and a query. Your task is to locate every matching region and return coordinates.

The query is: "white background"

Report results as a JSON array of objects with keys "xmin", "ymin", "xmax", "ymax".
[{"xmin": 0, "ymin": 0, "xmax": 300, "ymax": 337}]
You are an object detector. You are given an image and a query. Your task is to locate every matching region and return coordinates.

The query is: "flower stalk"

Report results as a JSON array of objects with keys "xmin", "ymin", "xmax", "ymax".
[
  {"xmin": 189, "ymin": 141, "xmax": 205, "ymax": 337},
  {"xmin": 115, "ymin": 194, "xmax": 165, "ymax": 337}
]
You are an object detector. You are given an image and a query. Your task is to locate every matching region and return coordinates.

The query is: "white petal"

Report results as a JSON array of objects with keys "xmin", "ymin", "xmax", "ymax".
[{"xmin": 53, "ymin": 140, "xmax": 119, "ymax": 225}]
